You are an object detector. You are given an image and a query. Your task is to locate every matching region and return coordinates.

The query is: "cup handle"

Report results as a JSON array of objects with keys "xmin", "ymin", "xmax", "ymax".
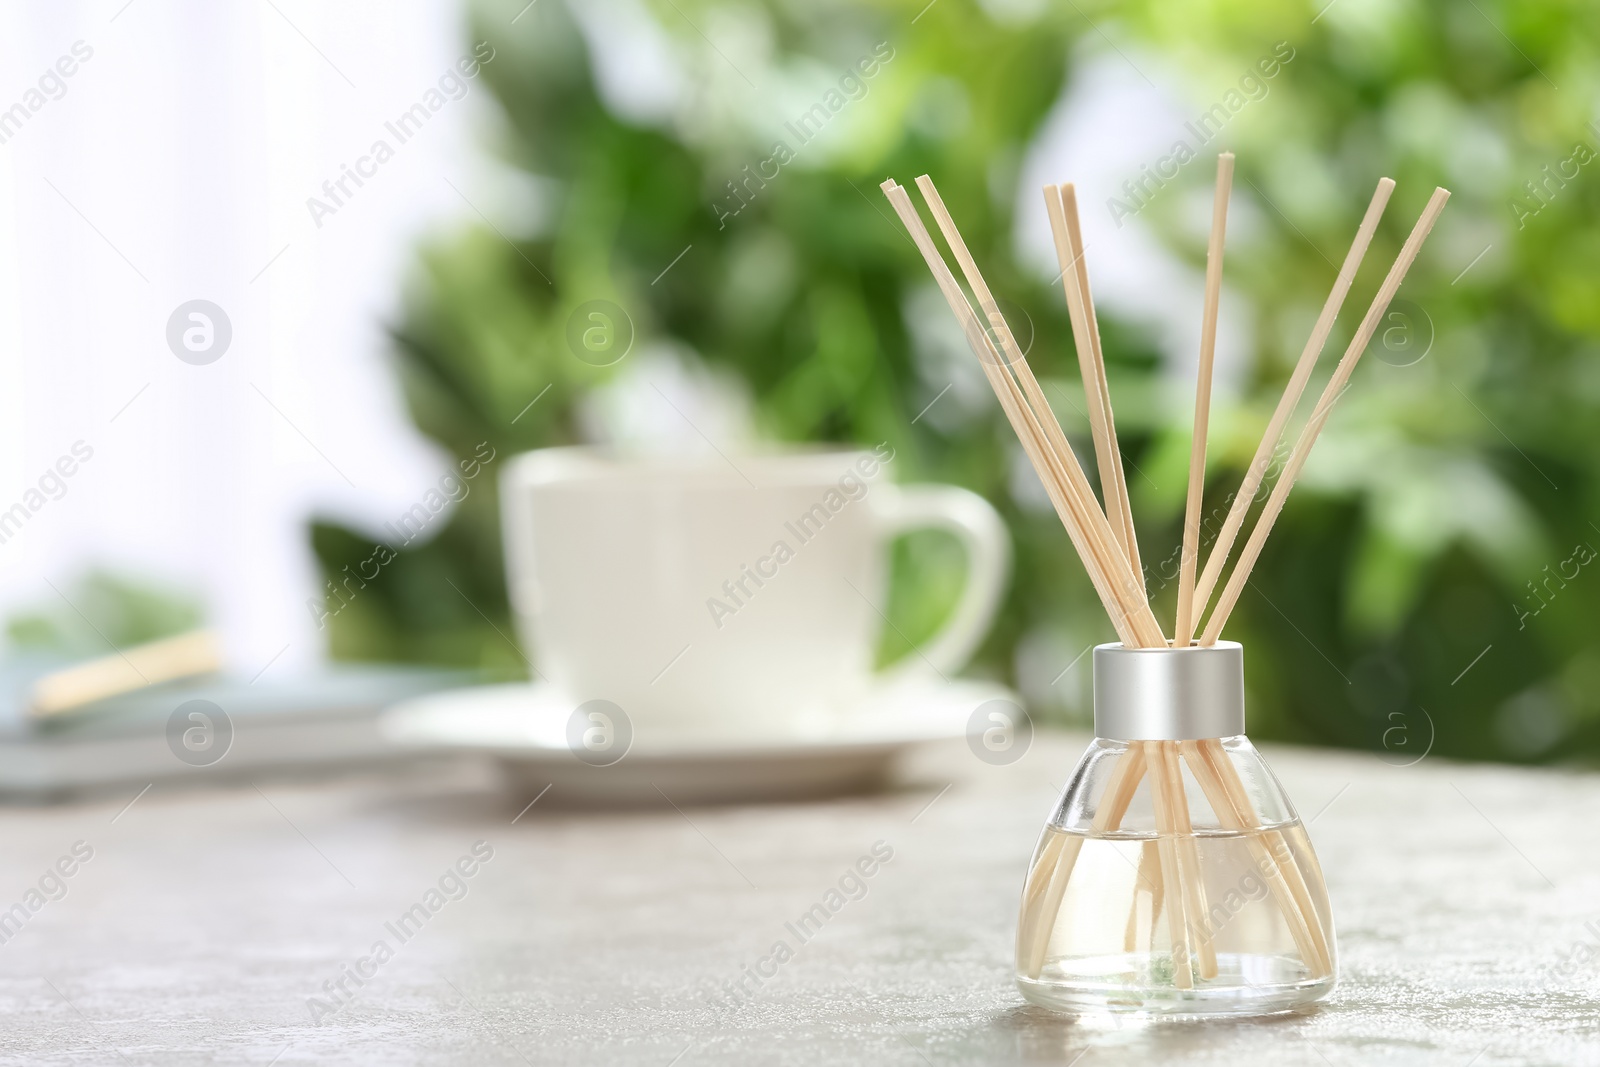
[{"xmin": 869, "ymin": 483, "xmax": 1011, "ymax": 680}]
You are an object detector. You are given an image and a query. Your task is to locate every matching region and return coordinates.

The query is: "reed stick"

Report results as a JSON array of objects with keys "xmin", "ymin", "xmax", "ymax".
[
  {"xmin": 1187, "ymin": 178, "xmax": 1395, "ymax": 629},
  {"xmin": 1044, "ymin": 183, "xmax": 1144, "ymax": 594},
  {"xmin": 1016, "ymin": 830, "xmax": 1070, "ymax": 972},
  {"xmin": 1159, "ymin": 740, "xmax": 1218, "ymax": 979},
  {"xmin": 1146, "ymin": 740, "xmax": 1194, "ymax": 987},
  {"xmin": 1195, "ymin": 739, "xmax": 1333, "ymax": 974},
  {"xmin": 1129, "ymin": 842, "xmax": 1161, "ymax": 953},
  {"xmin": 1199, "ymin": 187, "xmax": 1451, "ymax": 643},
  {"xmin": 1180, "ymin": 739, "xmax": 1327, "ymax": 974},
  {"xmin": 1019, "ymin": 743, "xmax": 1148, "ymax": 978},
  {"xmin": 1174, "ymin": 153, "xmax": 1234, "ymax": 646}
]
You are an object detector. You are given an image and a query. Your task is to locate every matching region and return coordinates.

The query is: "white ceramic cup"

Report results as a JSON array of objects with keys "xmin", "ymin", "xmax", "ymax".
[{"xmin": 499, "ymin": 445, "xmax": 1010, "ymax": 732}]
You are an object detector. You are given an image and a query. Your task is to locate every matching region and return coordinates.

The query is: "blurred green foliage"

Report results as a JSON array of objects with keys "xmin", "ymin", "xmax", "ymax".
[
  {"xmin": 312, "ymin": 0, "xmax": 1600, "ymax": 765},
  {"xmin": 6, "ymin": 570, "xmax": 204, "ymax": 658}
]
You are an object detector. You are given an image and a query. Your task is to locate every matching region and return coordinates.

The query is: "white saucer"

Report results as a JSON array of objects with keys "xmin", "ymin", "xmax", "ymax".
[{"xmin": 381, "ymin": 677, "xmax": 1016, "ymax": 805}]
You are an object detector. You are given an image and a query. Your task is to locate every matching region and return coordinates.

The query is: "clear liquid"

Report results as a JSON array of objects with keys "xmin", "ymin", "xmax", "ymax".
[{"xmin": 1016, "ymin": 822, "xmax": 1335, "ymax": 1016}]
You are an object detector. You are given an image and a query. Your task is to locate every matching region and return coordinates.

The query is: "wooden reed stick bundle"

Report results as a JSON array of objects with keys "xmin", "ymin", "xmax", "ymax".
[
  {"xmin": 1198, "ymin": 186, "xmax": 1451, "ymax": 644},
  {"xmin": 882, "ymin": 163, "xmax": 1448, "ymax": 986},
  {"xmin": 913, "ymin": 175, "xmax": 1154, "ymax": 634},
  {"xmin": 1185, "ymin": 178, "xmax": 1395, "ymax": 628},
  {"xmin": 881, "ymin": 178, "xmax": 1164, "ymax": 647},
  {"xmin": 1043, "ymin": 184, "xmax": 1143, "ymax": 595}
]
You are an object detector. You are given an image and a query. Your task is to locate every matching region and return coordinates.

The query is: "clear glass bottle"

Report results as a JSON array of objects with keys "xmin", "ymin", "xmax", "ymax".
[{"xmin": 1016, "ymin": 643, "xmax": 1336, "ymax": 1017}]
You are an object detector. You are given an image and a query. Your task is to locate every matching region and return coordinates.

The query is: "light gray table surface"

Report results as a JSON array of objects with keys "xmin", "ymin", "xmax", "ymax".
[{"xmin": 0, "ymin": 730, "xmax": 1596, "ymax": 1066}]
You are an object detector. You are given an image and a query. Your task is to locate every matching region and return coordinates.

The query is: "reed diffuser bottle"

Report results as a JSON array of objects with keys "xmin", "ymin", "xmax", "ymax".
[
  {"xmin": 882, "ymin": 154, "xmax": 1446, "ymax": 1018},
  {"xmin": 1015, "ymin": 642, "xmax": 1335, "ymax": 1015}
]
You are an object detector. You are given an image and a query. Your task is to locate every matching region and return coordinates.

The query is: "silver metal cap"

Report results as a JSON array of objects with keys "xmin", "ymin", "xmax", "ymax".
[{"xmin": 1092, "ymin": 641, "xmax": 1245, "ymax": 741}]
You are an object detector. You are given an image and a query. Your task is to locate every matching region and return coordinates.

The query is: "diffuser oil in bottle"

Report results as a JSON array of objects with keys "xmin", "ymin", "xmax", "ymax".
[{"xmin": 1017, "ymin": 817, "xmax": 1334, "ymax": 1015}]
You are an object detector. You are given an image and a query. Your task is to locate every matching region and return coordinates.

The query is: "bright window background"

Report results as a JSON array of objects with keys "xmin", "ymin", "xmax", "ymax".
[{"xmin": 0, "ymin": 0, "xmax": 505, "ymax": 674}]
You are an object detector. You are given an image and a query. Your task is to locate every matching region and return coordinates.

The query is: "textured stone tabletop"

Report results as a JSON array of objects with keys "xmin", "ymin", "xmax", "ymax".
[{"xmin": 0, "ymin": 731, "xmax": 1596, "ymax": 1065}]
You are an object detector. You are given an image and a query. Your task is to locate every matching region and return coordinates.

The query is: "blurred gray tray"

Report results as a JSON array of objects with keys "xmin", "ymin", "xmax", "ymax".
[{"xmin": 0, "ymin": 664, "xmax": 472, "ymax": 797}]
